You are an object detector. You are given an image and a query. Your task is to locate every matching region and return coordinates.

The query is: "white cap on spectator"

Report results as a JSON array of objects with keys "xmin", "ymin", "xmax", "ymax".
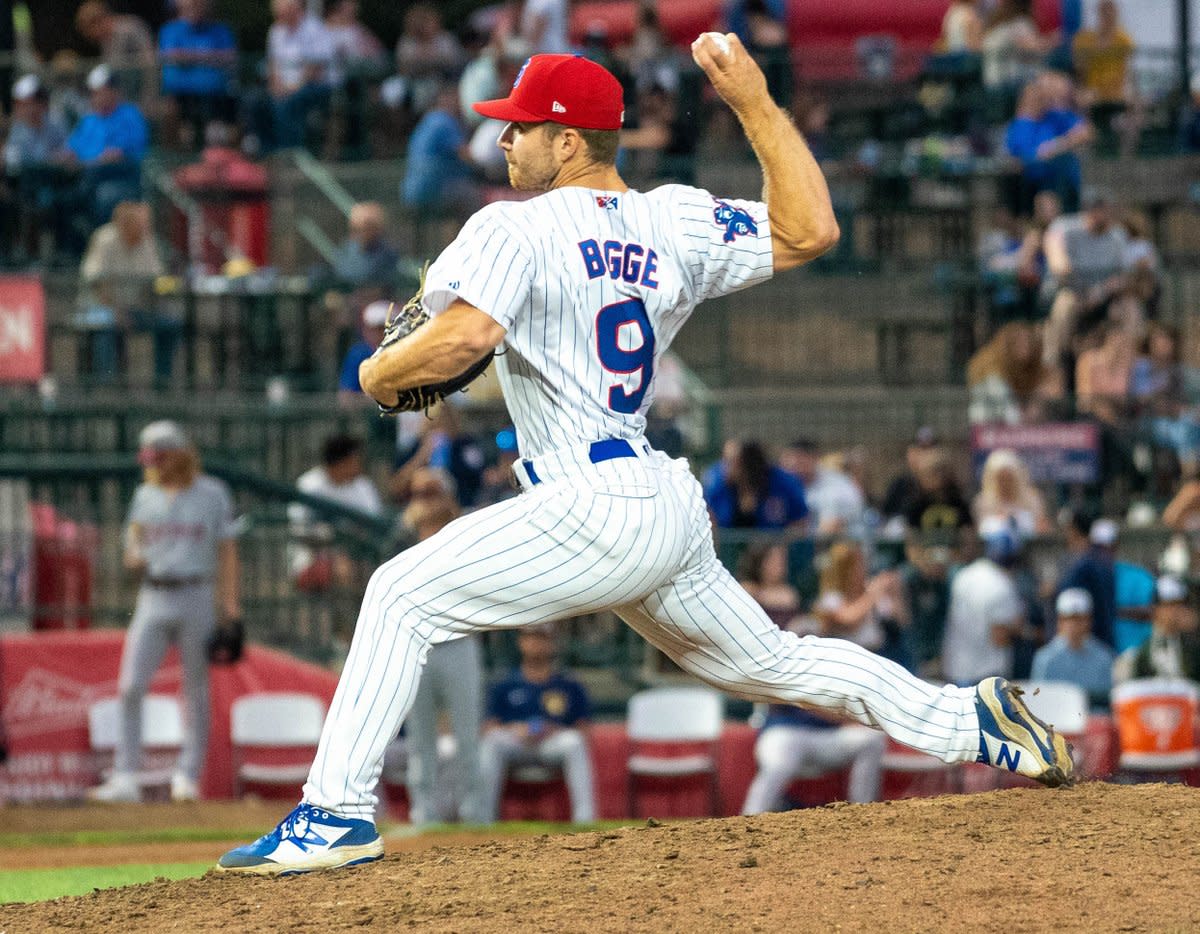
[
  {"xmin": 814, "ymin": 591, "xmax": 845, "ymax": 615},
  {"xmin": 86, "ymin": 64, "xmax": 116, "ymax": 92},
  {"xmin": 1157, "ymin": 575, "xmax": 1188, "ymax": 604},
  {"xmin": 362, "ymin": 301, "xmax": 391, "ymax": 328},
  {"xmin": 1056, "ymin": 588, "xmax": 1093, "ymax": 618},
  {"xmin": 1089, "ymin": 518, "xmax": 1118, "ymax": 547},
  {"xmin": 138, "ymin": 420, "xmax": 190, "ymax": 452},
  {"xmin": 12, "ymin": 74, "xmax": 42, "ymax": 101}
]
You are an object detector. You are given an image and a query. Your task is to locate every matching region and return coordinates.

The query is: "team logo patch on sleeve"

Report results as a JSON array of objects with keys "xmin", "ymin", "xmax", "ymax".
[
  {"xmin": 713, "ymin": 200, "xmax": 758, "ymax": 243},
  {"xmin": 596, "ymin": 195, "xmax": 618, "ymax": 210}
]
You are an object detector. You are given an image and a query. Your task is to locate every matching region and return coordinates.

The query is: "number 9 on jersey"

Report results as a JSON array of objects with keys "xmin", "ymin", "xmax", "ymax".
[{"xmin": 596, "ymin": 298, "xmax": 655, "ymax": 415}]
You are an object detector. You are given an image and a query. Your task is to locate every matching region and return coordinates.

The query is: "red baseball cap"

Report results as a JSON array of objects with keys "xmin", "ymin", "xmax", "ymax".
[{"xmin": 473, "ymin": 53, "xmax": 624, "ymax": 131}]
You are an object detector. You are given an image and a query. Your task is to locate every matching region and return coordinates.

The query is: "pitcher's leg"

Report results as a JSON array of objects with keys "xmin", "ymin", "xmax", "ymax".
[
  {"xmin": 617, "ymin": 558, "xmax": 981, "ymax": 765},
  {"xmin": 114, "ymin": 601, "xmax": 173, "ymax": 776},
  {"xmin": 176, "ymin": 592, "xmax": 216, "ymax": 783}
]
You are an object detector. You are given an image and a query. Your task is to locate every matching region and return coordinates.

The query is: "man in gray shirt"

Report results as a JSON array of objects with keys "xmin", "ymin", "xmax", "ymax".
[{"xmin": 89, "ymin": 420, "xmax": 241, "ymax": 803}]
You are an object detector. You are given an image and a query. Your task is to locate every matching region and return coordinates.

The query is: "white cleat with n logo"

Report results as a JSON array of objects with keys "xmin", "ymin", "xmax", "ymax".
[{"xmin": 975, "ymin": 677, "xmax": 1075, "ymax": 788}]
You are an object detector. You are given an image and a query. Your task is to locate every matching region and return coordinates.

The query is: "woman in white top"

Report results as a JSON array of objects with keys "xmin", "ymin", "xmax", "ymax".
[
  {"xmin": 981, "ymin": 0, "xmax": 1046, "ymax": 88},
  {"xmin": 972, "ymin": 448, "xmax": 1050, "ymax": 537},
  {"xmin": 941, "ymin": 0, "xmax": 983, "ymax": 53}
]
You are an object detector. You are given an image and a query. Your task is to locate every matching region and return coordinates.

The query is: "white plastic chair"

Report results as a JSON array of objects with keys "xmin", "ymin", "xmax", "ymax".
[
  {"xmin": 1112, "ymin": 678, "xmax": 1200, "ymax": 773},
  {"xmin": 88, "ymin": 694, "xmax": 184, "ymax": 792},
  {"xmin": 230, "ymin": 692, "xmax": 326, "ymax": 796},
  {"xmin": 626, "ymin": 687, "xmax": 724, "ymax": 817}
]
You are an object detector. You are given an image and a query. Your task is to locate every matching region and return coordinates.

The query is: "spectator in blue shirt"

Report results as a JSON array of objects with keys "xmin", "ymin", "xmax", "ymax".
[
  {"xmin": 62, "ymin": 65, "xmax": 148, "ymax": 229},
  {"xmin": 1056, "ymin": 510, "xmax": 1117, "ymax": 647},
  {"xmin": 401, "ymin": 84, "xmax": 477, "ymax": 214},
  {"xmin": 1031, "ymin": 587, "xmax": 1115, "ymax": 709},
  {"xmin": 704, "ymin": 439, "xmax": 809, "ymax": 530},
  {"xmin": 158, "ymin": 0, "xmax": 237, "ymax": 145},
  {"xmin": 1005, "ymin": 72, "xmax": 1093, "ymax": 214},
  {"xmin": 331, "ymin": 202, "xmax": 401, "ymax": 288},
  {"xmin": 338, "ymin": 300, "xmax": 389, "ymax": 399},
  {"xmin": 479, "ymin": 623, "xmax": 596, "ymax": 823},
  {"xmin": 6, "ymin": 76, "xmax": 69, "ymax": 171}
]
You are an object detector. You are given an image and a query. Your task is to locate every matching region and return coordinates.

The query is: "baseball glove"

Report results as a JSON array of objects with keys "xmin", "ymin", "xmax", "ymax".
[
  {"xmin": 207, "ymin": 618, "xmax": 245, "ymax": 665},
  {"xmin": 374, "ymin": 266, "xmax": 494, "ymax": 415}
]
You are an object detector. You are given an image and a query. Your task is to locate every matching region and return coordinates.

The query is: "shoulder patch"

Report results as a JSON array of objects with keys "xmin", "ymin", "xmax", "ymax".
[{"xmin": 713, "ymin": 200, "xmax": 758, "ymax": 243}]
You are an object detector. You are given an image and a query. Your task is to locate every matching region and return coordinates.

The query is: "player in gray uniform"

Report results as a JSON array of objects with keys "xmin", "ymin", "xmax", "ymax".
[{"xmin": 89, "ymin": 421, "xmax": 242, "ymax": 803}]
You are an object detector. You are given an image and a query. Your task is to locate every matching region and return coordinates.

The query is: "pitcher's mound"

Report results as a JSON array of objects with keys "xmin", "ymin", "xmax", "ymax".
[{"xmin": 4, "ymin": 783, "xmax": 1198, "ymax": 933}]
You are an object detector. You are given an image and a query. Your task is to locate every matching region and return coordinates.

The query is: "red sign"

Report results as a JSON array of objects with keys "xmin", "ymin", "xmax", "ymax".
[{"xmin": 0, "ymin": 276, "xmax": 46, "ymax": 384}]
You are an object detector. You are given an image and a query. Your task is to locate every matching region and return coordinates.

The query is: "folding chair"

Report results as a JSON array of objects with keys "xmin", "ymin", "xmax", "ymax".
[
  {"xmin": 626, "ymin": 686, "xmax": 724, "ymax": 818},
  {"xmin": 230, "ymin": 692, "xmax": 326, "ymax": 797}
]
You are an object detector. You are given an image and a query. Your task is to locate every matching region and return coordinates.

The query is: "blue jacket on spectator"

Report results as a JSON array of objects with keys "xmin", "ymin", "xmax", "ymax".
[
  {"xmin": 1005, "ymin": 109, "xmax": 1083, "ymax": 193},
  {"xmin": 703, "ymin": 463, "xmax": 809, "ymax": 529},
  {"xmin": 1058, "ymin": 547, "xmax": 1116, "ymax": 648},
  {"xmin": 402, "ymin": 107, "xmax": 469, "ymax": 208},
  {"xmin": 486, "ymin": 670, "xmax": 591, "ymax": 728},
  {"xmin": 68, "ymin": 103, "xmax": 149, "ymax": 164},
  {"xmin": 1030, "ymin": 634, "xmax": 1114, "ymax": 709},
  {"xmin": 159, "ymin": 17, "xmax": 236, "ymax": 97}
]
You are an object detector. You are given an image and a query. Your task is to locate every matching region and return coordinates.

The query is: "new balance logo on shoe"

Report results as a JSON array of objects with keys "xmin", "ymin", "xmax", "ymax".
[{"xmin": 995, "ymin": 743, "xmax": 1021, "ymax": 772}]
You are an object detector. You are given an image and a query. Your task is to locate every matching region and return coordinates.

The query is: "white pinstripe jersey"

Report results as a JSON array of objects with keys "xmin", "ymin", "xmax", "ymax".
[{"xmin": 421, "ymin": 184, "xmax": 773, "ymax": 458}]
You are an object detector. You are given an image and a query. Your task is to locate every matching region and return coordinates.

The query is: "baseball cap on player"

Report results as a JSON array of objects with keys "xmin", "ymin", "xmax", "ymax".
[
  {"xmin": 472, "ymin": 53, "xmax": 624, "ymax": 130},
  {"xmin": 138, "ymin": 420, "xmax": 189, "ymax": 464}
]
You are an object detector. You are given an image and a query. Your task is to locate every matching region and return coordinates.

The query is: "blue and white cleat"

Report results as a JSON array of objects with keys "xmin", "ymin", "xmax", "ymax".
[
  {"xmin": 216, "ymin": 803, "xmax": 384, "ymax": 875},
  {"xmin": 975, "ymin": 677, "xmax": 1075, "ymax": 788}
]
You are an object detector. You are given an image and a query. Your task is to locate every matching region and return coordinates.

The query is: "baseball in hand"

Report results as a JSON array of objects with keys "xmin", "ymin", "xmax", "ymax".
[{"xmin": 699, "ymin": 32, "xmax": 731, "ymax": 56}]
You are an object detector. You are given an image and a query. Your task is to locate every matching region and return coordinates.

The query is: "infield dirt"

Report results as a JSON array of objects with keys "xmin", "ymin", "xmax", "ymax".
[{"xmin": 2, "ymin": 782, "xmax": 1198, "ymax": 933}]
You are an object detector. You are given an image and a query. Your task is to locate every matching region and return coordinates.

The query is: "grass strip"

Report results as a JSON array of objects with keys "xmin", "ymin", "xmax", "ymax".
[{"xmin": 0, "ymin": 861, "xmax": 211, "ymax": 905}]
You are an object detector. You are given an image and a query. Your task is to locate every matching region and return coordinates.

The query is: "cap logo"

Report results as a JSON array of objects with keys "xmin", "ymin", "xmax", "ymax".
[
  {"xmin": 512, "ymin": 58, "xmax": 530, "ymax": 89},
  {"xmin": 552, "ymin": 100, "xmax": 567, "ymax": 113}
]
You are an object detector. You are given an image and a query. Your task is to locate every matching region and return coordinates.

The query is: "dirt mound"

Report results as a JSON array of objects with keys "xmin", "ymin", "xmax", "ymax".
[{"xmin": 4, "ymin": 783, "xmax": 1199, "ymax": 933}]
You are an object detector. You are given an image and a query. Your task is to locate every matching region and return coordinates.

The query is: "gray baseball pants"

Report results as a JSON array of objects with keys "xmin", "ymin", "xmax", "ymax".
[
  {"xmin": 116, "ymin": 582, "xmax": 215, "ymax": 782},
  {"xmin": 404, "ymin": 636, "xmax": 486, "ymax": 824}
]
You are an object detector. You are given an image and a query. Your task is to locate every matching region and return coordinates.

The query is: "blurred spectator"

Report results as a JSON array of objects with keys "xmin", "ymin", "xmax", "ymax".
[
  {"xmin": 252, "ymin": 0, "xmax": 334, "ymax": 153},
  {"xmin": 464, "ymin": 38, "xmax": 530, "ymax": 182},
  {"xmin": 76, "ymin": 200, "xmax": 169, "ymax": 385},
  {"xmin": 973, "ymin": 448, "xmax": 1049, "ymax": 536},
  {"xmin": 1112, "ymin": 541, "xmax": 1156, "ymax": 654},
  {"xmin": 332, "ymin": 202, "xmax": 400, "ymax": 288},
  {"xmin": 402, "ymin": 467, "xmax": 485, "ymax": 826},
  {"xmin": 1137, "ymin": 325, "xmax": 1197, "ymax": 474},
  {"xmin": 158, "ymin": 0, "xmax": 237, "ymax": 148},
  {"xmin": 1120, "ymin": 210, "xmax": 1162, "ymax": 316},
  {"xmin": 62, "ymin": 65, "xmax": 149, "ymax": 230},
  {"xmin": 47, "ymin": 51, "xmax": 91, "ymax": 131},
  {"xmin": 75, "ymin": 0, "xmax": 155, "ymax": 101},
  {"xmin": 981, "ymin": 0, "xmax": 1046, "ymax": 91},
  {"xmin": 939, "ymin": 0, "xmax": 983, "ymax": 53},
  {"xmin": 325, "ymin": 0, "xmax": 386, "ymax": 76},
  {"xmin": 520, "ymin": 0, "xmax": 570, "ymax": 55},
  {"xmin": 1041, "ymin": 189, "xmax": 1131, "ymax": 383},
  {"xmin": 977, "ymin": 205, "xmax": 1043, "ymax": 321},
  {"xmin": 899, "ymin": 536, "xmax": 953, "ymax": 678},
  {"xmin": 814, "ymin": 541, "xmax": 909, "ymax": 661},
  {"xmin": 1075, "ymin": 323, "xmax": 1135, "ymax": 427},
  {"xmin": 392, "ymin": 403, "xmax": 487, "ymax": 508},
  {"xmin": 738, "ymin": 544, "xmax": 802, "ymax": 627},
  {"xmin": 968, "ymin": 322, "xmax": 1055, "ymax": 424},
  {"xmin": 737, "ymin": 0, "xmax": 793, "ymax": 107},
  {"xmin": 1057, "ymin": 511, "xmax": 1117, "ymax": 647},
  {"xmin": 6, "ymin": 75, "xmax": 69, "ymax": 171},
  {"xmin": 475, "ymin": 428, "xmax": 522, "ymax": 508},
  {"xmin": 338, "ymin": 300, "xmax": 389, "ymax": 400},
  {"xmin": 1071, "ymin": 0, "xmax": 1134, "ymax": 117},
  {"xmin": 943, "ymin": 517, "xmax": 1025, "ymax": 685},
  {"xmin": 479, "ymin": 623, "xmax": 595, "ymax": 823},
  {"xmin": 1163, "ymin": 480, "xmax": 1200, "ymax": 533},
  {"xmin": 1005, "ymin": 73, "xmax": 1093, "ymax": 215},
  {"xmin": 778, "ymin": 439, "xmax": 865, "ymax": 538},
  {"xmin": 288, "ymin": 434, "xmax": 384, "ymax": 591},
  {"xmin": 1031, "ymin": 587, "xmax": 1114, "ymax": 709},
  {"xmin": 741, "ymin": 704, "xmax": 884, "ymax": 812},
  {"xmin": 625, "ymin": 1, "xmax": 680, "ymax": 98},
  {"xmin": 1113, "ymin": 575, "xmax": 1200, "ymax": 682},
  {"xmin": 881, "ymin": 427, "xmax": 937, "ymax": 525},
  {"xmin": 401, "ymin": 84, "xmax": 477, "ymax": 215},
  {"xmin": 395, "ymin": 3, "xmax": 466, "ymax": 114},
  {"xmin": 903, "ymin": 452, "xmax": 972, "ymax": 534},
  {"xmin": 704, "ymin": 439, "xmax": 809, "ymax": 530}
]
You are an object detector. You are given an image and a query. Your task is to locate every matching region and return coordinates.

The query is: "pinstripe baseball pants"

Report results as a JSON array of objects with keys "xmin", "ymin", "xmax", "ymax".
[{"xmin": 303, "ymin": 446, "xmax": 981, "ymax": 819}]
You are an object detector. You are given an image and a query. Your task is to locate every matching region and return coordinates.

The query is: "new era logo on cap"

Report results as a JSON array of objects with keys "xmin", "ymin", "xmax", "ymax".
[{"xmin": 552, "ymin": 101, "xmax": 567, "ymax": 113}]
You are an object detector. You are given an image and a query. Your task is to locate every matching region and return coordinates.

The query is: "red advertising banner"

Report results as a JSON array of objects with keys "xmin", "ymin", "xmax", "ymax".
[
  {"xmin": 0, "ymin": 631, "xmax": 338, "ymax": 802},
  {"xmin": 0, "ymin": 276, "xmax": 46, "ymax": 385}
]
